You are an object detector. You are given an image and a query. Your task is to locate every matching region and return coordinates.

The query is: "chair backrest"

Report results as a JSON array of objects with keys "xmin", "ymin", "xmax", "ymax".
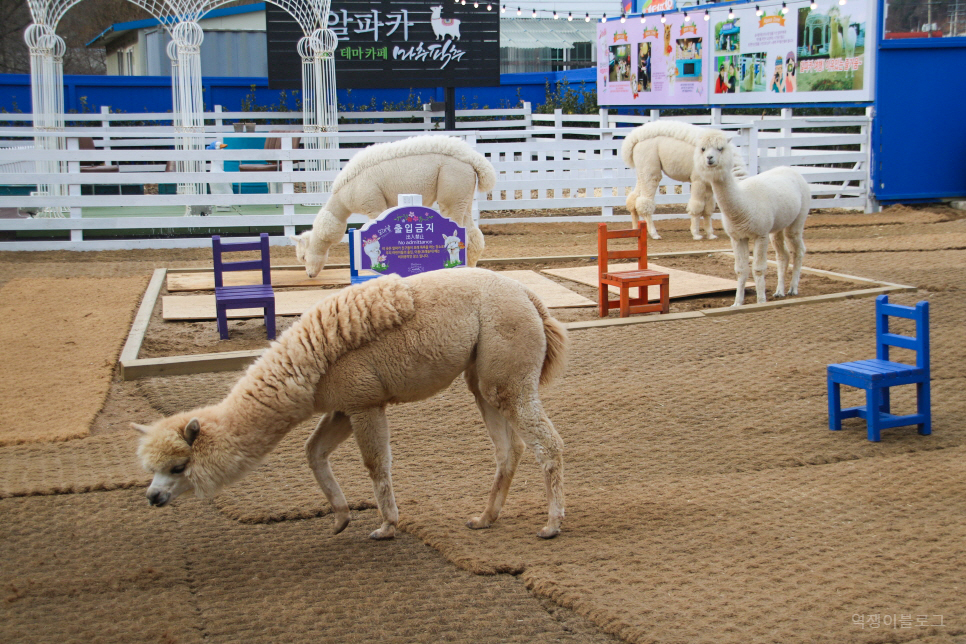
[
  {"xmin": 212, "ymin": 233, "xmax": 272, "ymax": 288},
  {"xmin": 265, "ymin": 134, "xmax": 302, "ymax": 150},
  {"xmin": 597, "ymin": 223, "xmax": 647, "ymax": 276},
  {"xmin": 875, "ymin": 294, "xmax": 929, "ymax": 370}
]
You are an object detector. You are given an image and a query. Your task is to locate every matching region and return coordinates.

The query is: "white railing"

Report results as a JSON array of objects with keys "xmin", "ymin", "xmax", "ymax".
[{"xmin": 0, "ymin": 106, "xmax": 871, "ymax": 250}]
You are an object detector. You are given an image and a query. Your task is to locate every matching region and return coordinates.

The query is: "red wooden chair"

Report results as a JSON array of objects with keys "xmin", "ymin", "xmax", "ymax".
[{"xmin": 597, "ymin": 223, "xmax": 670, "ymax": 318}]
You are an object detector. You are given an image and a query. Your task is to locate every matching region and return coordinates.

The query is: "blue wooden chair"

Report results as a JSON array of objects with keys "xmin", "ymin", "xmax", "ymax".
[
  {"xmin": 827, "ymin": 295, "xmax": 930, "ymax": 442},
  {"xmin": 212, "ymin": 233, "xmax": 275, "ymax": 341}
]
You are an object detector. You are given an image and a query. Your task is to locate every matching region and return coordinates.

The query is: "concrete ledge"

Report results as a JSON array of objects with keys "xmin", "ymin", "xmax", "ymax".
[
  {"xmin": 121, "ymin": 349, "xmax": 266, "ymax": 380},
  {"xmin": 701, "ymin": 285, "xmax": 916, "ymax": 317},
  {"xmin": 567, "ymin": 311, "xmax": 704, "ymax": 330},
  {"xmin": 119, "ymin": 268, "xmax": 166, "ymax": 366}
]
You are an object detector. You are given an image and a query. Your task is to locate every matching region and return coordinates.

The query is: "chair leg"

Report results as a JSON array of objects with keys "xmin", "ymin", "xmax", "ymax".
[
  {"xmin": 619, "ymin": 286, "xmax": 630, "ymax": 318},
  {"xmin": 265, "ymin": 302, "xmax": 276, "ymax": 340},
  {"xmin": 598, "ymin": 284, "xmax": 609, "ymax": 318},
  {"xmin": 827, "ymin": 376, "xmax": 842, "ymax": 431},
  {"xmin": 216, "ymin": 305, "xmax": 230, "ymax": 340},
  {"xmin": 917, "ymin": 380, "xmax": 931, "ymax": 436},
  {"xmin": 880, "ymin": 387, "xmax": 891, "ymax": 414},
  {"xmin": 660, "ymin": 280, "xmax": 670, "ymax": 314},
  {"xmin": 866, "ymin": 386, "xmax": 883, "ymax": 442}
]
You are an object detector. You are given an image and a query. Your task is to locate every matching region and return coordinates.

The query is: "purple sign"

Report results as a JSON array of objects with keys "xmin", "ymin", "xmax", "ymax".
[{"xmin": 351, "ymin": 205, "xmax": 467, "ymax": 278}]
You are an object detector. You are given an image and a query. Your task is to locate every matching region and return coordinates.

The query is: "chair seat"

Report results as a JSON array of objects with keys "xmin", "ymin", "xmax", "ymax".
[
  {"xmin": 827, "ymin": 359, "xmax": 925, "ymax": 386},
  {"xmin": 239, "ymin": 163, "xmax": 281, "ymax": 172},
  {"xmin": 602, "ymin": 268, "xmax": 669, "ymax": 283},
  {"xmin": 216, "ymin": 284, "xmax": 275, "ymax": 306},
  {"xmin": 80, "ymin": 165, "xmax": 120, "ymax": 173}
]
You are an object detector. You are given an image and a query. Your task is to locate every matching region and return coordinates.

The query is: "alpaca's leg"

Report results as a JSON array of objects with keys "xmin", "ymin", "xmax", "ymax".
[
  {"xmin": 752, "ymin": 236, "xmax": 769, "ymax": 304},
  {"xmin": 625, "ymin": 190, "xmax": 640, "ymax": 229},
  {"xmin": 350, "ymin": 407, "xmax": 398, "ymax": 540},
  {"xmin": 787, "ymin": 228, "xmax": 806, "ymax": 295},
  {"xmin": 305, "ymin": 412, "xmax": 355, "ymax": 534},
  {"xmin": 635, "ymin": 164, "xmax": 663, "ymax": 239},
  {"xmin": 731, "ymin": 236, "xmax": 751, "ymax": 307},
  {"xmin": 770, "ymin": 230, "xmax": 789, "ymax": 298},
  {"xmin": 463, "ymin": 366, "xmax": 526, "ymax": 530},
  {"xmin": 465, "ymin": 224, "xmax": 485, "ymax": 267},
  {"xmin": 498, "ymin": 395, "xmax": 565, "ymax": 539},
  {"xmin": 687, "ymin": 178, "xmax": 716, "ymax": 240}
]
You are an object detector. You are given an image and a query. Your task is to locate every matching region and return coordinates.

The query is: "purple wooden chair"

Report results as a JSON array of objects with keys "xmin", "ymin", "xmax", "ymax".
[{"xmin": 212, "ymin": 233, "xmax": 275, "ymax": 340}]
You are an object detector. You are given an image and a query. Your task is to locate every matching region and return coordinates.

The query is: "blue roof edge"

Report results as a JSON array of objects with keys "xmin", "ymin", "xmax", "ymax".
[{"xmin": 87, "ymin": 2, "xmax": 266, "ymax": 46}]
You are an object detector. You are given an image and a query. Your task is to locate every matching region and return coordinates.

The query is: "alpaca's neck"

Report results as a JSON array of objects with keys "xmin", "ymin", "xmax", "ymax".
[
  {"xmin": 312, "ymin": 193, "xmax": 352, "ymax": 248},
  {"xmin": 708, "ymin": 163, "xmax": 752, "ymax": 228}
]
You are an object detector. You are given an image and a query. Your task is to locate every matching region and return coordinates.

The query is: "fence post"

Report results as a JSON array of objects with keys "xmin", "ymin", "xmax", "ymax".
[
  {"xmin": 711, "ymin": 107, "xmax": 722, "ymax": 126},
  {"xmin": 649, "ymin": 109, "xmax": 660, "ymax": 122},
  {"xmin": 100, "ymin": 107, "xmax": 112, "ymax": 164},
  {"xmin": 599, "ymin": 107, "xmax": 608, "ymax": 129},
  {"xmin": 601, "ymin": 129, "xmax": 614, "ymax": 217},
  {"xmin": 214, "ymin": 105, "xmax": 224, "ymax": 129},
  {"xmin": 863, "ymin": 105, "xmax": 878, "ymax": 213},
  {"xmin": 780, "ymin": 107, "xmax": 793, "ymax": 157},
  {"xmin": 67, "ymin": 136, "xmax": 82, "ymax": 242},
  {"xmin": 747, "ymin": 124, "xmax": 759, "ymax": 176},
  {"xmin": 554, "ymin": 108, "xmax": 562, "ymax": 140}
]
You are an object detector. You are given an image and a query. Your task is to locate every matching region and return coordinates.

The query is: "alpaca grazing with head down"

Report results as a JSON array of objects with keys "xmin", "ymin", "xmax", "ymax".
[
  {"xmin": 292, "ymin": 135, "xmax": 495, "ymax": 278},
  {"xmin": 134, "ymin": 269, "xmax": 568, "ymax": 540},
  {"xmin": 692, "ymin": 130, "xmax": 810, "ymax": 307},
  {"xmin": 621, "ymin": 121, "xmax": 748, "ymax": 241}
]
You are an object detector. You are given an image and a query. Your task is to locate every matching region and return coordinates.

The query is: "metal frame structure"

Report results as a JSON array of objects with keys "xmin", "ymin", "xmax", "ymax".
[{"xmin": 24, "ymin": 0, "xmax": 338, "ymax": 216}]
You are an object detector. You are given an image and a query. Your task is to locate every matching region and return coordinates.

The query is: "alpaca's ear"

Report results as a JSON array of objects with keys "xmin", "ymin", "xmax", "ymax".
[
  {"xmin": 131, "ymin": 422, "xmax": 151, "ymax": 434},
  {"xmin": 289, "ymin": 235, "xmax": 300, "ymax": 245},
  {"xmin": 183, "ymin": 418, "xmax": 201, "ymax": 447}
]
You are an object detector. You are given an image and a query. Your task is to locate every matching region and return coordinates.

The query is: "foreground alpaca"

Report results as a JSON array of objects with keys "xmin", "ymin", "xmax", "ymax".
[
  {"xmin": 134, "ymin": 269, "xmax": 568, "ymax": 539},
  {"xmin": 621, "ymin": 121, "xmax": 747, "ymax": 240},
  {"xmin": 292, "ymin": 135, "xmax": 495, "ymax": 277},
  {"xmin": 693, "ymin": 130, "xmax": 810, "ymax": 306}
]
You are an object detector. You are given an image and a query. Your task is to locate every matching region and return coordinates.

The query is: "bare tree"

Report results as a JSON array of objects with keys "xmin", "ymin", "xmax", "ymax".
[{"xmin": 0, "ymin": 0, "xmax": 32, "ymax": 74}]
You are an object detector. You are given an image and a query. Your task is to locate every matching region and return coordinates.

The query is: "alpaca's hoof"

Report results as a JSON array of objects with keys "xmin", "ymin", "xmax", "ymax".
[
  {"xmin": 773, "ymin": 291, "xmax": 786, "ymax": 299},
  {"xmin": 692, "ymin": 235, "xmax": 704, "ymax": 241},
  {"xmin": 466, "ymin": 516, "xmax": 492, "ymax": 530},
  {"xmin": 707, "ymin": 233, "xmax": 718, "ymax": 240},
  {"xmin": 537, "ymin": 526, "xmax": 560, "ymax": 539},
  {"xmin": 650, "ymin": 233, "xmax": 662, "ymax": 240},
  {"xmin": 730, "ymin": 303, "xmax": 743, "ymax": 308},
  {"xmin": 332, "ymin": 513, "xmax": 350, "ymax": 535},
  {"xmin": 368, "ymin": 525, "xmax": 396, "ymax": 540}
]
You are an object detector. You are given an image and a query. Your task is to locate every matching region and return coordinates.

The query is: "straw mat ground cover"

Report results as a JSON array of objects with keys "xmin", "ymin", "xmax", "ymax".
[
  {"xmin": 0, "ymin": 276, "xmax": 146, "ymax": 446},
  {"xmin": 2, "ymin": 206, "xmax": 965, "ymax": 643}
]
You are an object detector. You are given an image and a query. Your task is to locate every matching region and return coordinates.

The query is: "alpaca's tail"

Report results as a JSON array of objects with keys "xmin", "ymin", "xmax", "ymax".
[
  {"xmin": 731, "ymin": 152, "xmax": 749, "ymax": 179},
  {"xmin": 469, "ymin": 150, "xmax": 497, "ymax": 193},
  {"xmin": 524, "ymin": 289, "xmax": 569, "ymax": 386}
]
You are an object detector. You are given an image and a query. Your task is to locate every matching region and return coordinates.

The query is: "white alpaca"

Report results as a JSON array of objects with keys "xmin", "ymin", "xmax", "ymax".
[
  {"xmin": 442, "ymin": 229, "xmax": 461, "ymax": 263},
  {"xmin": 292, "ymin": 136, "xmax": 495, "ymax": 277},
  {"xmin": 430, "ymin": 6, "xmax": 461, "ymax": 40},
  {"xmin": 134, "ymin": 269, "xmax": 568, "ymax": 540},
  {"xmin": 692, "ymin": 131, "xmax": 810, "ymax": 306},
  {"xmin": 841, "ymin": 17, "xmax": 857, "ymax": 79},
  {"xmin": 621, "ymin": 121, "xmax": 748, "ymax": 240}
]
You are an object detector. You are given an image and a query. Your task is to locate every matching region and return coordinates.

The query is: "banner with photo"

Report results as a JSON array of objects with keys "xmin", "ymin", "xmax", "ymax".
[
  {"xmin": 597, "ymin": 13, "xmax": 710, "ymax": 106},
  {"xmin": 597, "ymin": 0, "xmax": 875, "ymax": 105}
]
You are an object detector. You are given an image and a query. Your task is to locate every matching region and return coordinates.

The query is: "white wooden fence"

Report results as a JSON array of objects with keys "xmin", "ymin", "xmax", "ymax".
[{"xmin": 0, "ymin": 105, "xmax": 872, "ymax": 250}]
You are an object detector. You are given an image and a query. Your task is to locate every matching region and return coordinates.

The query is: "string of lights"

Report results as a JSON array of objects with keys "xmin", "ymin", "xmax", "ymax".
[{"xmin": 463, "ymin": 0, "xmax": 847, "ymax": 24}]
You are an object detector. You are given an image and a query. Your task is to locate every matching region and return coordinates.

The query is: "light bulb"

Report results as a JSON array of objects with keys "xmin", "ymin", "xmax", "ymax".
[
  {"xmin": 501, "ymin": 4, "xmax": 506, "ymax": 12},
  {"xmin": 810, "ymin": 0, "xmax": 817, "ymax": 7},
  {"xmin": 517, "ymin": 6, "xmax": 521, "ymax": 15},
  {"xmin": 487, "ymin": 3, "xmax": 492, "ymax": 10},
  {"xmin": 473, "ymin": 1, "xmax": 478, "ymax": 7},
  {"xmin": 584, "ymin": 13, "xmax": 589, "ymax": 21},
  {"xmin": 755, "ymin": 5, "xmax": 762, "ymax": 16},
  {"xmin": 781, "ymin": 2, "xmax": 788, "ymax": 14},
  {"xmin": 640, "ymin": 14, "xmax": 646, "ymax": 23},
  {"xmin": 660, "ymin": 12, "xmax": 666, "ymax": 23},
  {"xmin": 684, "ymin": 12, "xmax": 689, "ymax": 21},
  {"xmin": 568, "ymin": 11, "xmax": 573, "ymax": 20},
  {"xmin": 554, "ymin": 10, "xmax": 559, "ymax": 18},
  {"xmin": 532, "ymin": 8, "xmax": 536, "ymax": 17},
  {"xmin": 704, "ymin": 9, "xmax": 709, "ymax": 20},
  {"xmin": 620, "ymin": 13, "xmax": 625, "ymax": 23}
]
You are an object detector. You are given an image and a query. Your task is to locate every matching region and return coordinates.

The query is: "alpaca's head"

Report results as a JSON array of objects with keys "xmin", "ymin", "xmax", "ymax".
[
  {"xmin": 291, "ymin": 230, "xmax": 328, "ymax": 278},
  {"xmin": 133, "ymin": 407, "xmax": 248, "ymax": 506},
  {"xmin": 694, "ymin": 131, "xmax": 733, "ymax": 175}
]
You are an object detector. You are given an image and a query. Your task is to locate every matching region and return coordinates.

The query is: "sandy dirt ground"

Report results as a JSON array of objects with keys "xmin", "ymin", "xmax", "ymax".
[{"xmin": 2, "ymin": 203, "xmax": 966, "ymax": 644}]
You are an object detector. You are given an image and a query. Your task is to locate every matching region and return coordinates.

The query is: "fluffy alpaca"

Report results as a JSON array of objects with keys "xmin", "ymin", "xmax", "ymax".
[
  {"xmin": 292, "ymin": 135, "xmax": 495, "ymax": 277},
  {"xmin": 621, "ymin": 121, "xmax": 747, "ymax": 241},
  {"xmin": 134, "ymin": 268, "xmax": 568, "ymax": 540},
  {"xmin": 692, "ymin": 130, "xmax": 810, "ymax": 306}
]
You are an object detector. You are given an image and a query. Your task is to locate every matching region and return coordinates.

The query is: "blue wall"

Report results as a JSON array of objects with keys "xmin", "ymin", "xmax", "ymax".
[{"xmin": 0, "ymin": 68, "xmax": 597, "ymax": 116}]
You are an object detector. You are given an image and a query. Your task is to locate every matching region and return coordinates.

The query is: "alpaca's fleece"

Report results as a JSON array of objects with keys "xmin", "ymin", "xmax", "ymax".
[
  {"xmin": 135, "ymin": 269, "xmax": 568, "ymax": 539},
  {"xmin": 333, "ymin": 135, "xmax": 495, "ymax": 193},
  {"xmin": 620, "ymin": 121, "xmax": 747, "ymax": 241}
]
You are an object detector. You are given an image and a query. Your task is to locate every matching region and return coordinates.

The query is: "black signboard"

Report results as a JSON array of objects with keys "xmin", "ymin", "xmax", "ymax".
[{"xmin": 266, "ymin": 1, "xmax": 500, "ymax": 90}]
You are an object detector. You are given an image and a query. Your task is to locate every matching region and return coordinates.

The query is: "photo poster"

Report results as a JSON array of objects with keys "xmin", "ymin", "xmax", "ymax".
[
  {"xmin": 597, "ymin": 0, "xmax": 874, "ymax": 105},
  {"xmin": 597, "ymin": 13, "xmax": 709, "ymax": 106}
]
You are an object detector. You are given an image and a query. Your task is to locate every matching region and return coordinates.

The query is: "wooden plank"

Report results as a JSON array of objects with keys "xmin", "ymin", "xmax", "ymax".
[
  {"xmin": 162, "ymin": 289, "xmax": 338, "ymax": 320},
  {"xmin": 119, "ymin": 268, "xmax": 166, "ymax": 364},
  {"xmin": 544, "ymin": 263, "xmax": 750, "ymax": 299},
  {"xmin": 701, "ymin": 286, "xmax": 916, "ymax": 317},
  {"xmin": 121, "ymin": 349, "xmax": 266, "ymax": 380},
  {"xmin": 167, "ymin": 267, "xmax": 353, "ymax": 291},
  {"xmin": 497, "ymin": 270, "xmax": 596, "ymax": 308}
]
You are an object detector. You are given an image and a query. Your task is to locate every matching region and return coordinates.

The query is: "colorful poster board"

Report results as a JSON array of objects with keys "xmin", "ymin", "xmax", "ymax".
[
  {"xmin": 350, "ymin": 205, "xmax": 467, "ymax": 282},
  {"xmin": 598, "ymin": 0, "xmax": 874, "ymax": 105}
]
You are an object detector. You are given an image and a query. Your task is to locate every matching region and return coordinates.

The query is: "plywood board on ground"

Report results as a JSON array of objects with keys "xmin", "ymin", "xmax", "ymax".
[
  {"xmin": 167, "ymin": 267, "xmax": 353, "ymax": 292},
  {"xmin": 544, "ymin": 263, "xmax": 750, "ymax": 299},
  {"xmin": 163, "ymin": 289, "xmax": 337, "ymax": 321},
  {"xmin": 497, "ymin": 270, "xmax": 596, "ymax": 308}
]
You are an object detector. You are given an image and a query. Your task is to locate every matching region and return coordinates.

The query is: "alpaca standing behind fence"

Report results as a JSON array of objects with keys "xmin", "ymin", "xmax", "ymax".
[{"xmin": 693, "ymin": 130, "xmax": 810, "ymax": 306}]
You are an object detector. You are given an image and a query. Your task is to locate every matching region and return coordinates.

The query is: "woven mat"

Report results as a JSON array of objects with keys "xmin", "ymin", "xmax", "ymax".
[{"xmin": 0, "ymin": 276, "xmax": 147, "ymax": 446}]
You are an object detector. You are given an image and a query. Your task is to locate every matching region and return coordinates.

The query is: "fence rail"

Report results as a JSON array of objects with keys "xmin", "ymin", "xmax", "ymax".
[{"xmin": 0, "ymin": 106, "xmax": 872, "ymax": 251}]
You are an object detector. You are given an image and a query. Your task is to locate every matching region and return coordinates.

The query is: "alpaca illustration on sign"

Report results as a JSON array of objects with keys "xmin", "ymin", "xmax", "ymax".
[
  {"xmin": 430, "ymin": 6, "xmax": 461, "ymax": 40},
  {"xmin": 364, "ymin": 234, "xmax": 388, "ymax": 272},
  {"xmin": 442, "ymin": 229, "xmax": 464, "ymax": 267}
]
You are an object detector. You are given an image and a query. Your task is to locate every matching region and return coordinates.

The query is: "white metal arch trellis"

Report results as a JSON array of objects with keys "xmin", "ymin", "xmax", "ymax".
[{"xmin": 24, "ymin": 0, "xmax": 339, "ymax": 216}]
